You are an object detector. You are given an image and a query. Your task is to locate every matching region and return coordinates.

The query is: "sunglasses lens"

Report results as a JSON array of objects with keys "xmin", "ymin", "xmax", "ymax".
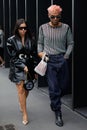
[
  {"xmin": 50, "ymin": 16, "xmax": 55, "ymax": 19},
  {"xmin": 50, "ymin": 15, "xmax": 61, "ymax": 19},
  {"xmin": 19, "ymin": 27, "xmax": 27, "ymax": 30}
]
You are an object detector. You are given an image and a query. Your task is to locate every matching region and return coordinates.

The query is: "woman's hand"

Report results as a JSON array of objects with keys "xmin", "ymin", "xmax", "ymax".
[{"xmin": 24, "ymin": 66, "xmax": 28, "ymax": 73}]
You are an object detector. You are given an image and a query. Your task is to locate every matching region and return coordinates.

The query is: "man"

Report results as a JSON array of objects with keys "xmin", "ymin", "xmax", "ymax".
[{"xmin": 37, "ymin": 5, "xmax": 74, "ymax": 127}]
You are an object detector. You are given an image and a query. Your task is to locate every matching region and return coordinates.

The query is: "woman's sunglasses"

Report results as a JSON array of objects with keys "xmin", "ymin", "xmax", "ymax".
[{"xmin": 18, "ymin": 27, "xmax": 27, "ymax": 30}]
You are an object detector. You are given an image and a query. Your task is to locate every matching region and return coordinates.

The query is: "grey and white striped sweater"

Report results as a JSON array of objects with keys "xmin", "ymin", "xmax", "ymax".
[{"xmin": 38, "ymin": 23, "xmax": 74, "ymax": 57}]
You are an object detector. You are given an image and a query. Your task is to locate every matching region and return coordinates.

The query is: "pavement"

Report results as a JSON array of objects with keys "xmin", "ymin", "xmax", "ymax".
[{"xmin": 0, "ymin": 67, "xmax": 87, "ymax": 130}]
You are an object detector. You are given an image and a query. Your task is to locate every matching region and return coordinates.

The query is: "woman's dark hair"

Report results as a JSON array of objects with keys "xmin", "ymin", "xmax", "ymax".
[{"xmin": 13, "ymin": 18, "xmax": 32, "ymax": 40}]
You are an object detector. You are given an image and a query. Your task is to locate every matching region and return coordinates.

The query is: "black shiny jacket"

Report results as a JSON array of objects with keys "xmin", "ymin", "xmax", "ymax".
[{"xmin": 6, "ymin": 35, "xmax": 38, "ymax": 83}]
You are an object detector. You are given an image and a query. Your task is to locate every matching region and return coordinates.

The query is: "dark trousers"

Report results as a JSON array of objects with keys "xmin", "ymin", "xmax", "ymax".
[{"xmin": 46, "ymin": 54, "xmax": 69, "ymax": 112}]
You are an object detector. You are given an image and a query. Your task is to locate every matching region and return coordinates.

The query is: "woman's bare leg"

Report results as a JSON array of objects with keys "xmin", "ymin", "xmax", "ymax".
[{"xmin": 16, "ymin": 81, "xmax": 29, "ymax": 124}]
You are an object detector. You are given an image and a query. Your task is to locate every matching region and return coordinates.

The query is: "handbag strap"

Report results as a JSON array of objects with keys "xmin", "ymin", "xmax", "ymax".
[
  {"xmin": 42, "ymin": 52, "xmax": 46, "ymax": 60},
  {"xmin": 42, "ymin": 52, "xmax": 49, "ymax": 62},
  {"xmin": 25, "ymin": 72, "xmax": 32, "ymax": 81}
]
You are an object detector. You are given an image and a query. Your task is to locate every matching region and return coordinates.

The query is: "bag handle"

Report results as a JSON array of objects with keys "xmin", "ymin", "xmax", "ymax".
[
  {"xmin": 25, "ymin": 72, "xmax": 33, "ymax": 81},
  {"xmin": 42, "ymin": 52, "xmax": 46, "ymax": 60},
  {"xmin": 42, "ymin": 52, "xmax": 49, "ymax": 62}
]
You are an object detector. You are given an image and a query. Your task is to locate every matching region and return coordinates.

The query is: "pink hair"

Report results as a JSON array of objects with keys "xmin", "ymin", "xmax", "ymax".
[{"xmin": 47, "ymin": 5, "xmax": 62, "ymax": 14}]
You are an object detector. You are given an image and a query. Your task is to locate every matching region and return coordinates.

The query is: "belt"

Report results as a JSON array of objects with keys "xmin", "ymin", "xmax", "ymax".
[{"xmin": 19, "ymin": 54, "xmax": 27, "ymax": 59}]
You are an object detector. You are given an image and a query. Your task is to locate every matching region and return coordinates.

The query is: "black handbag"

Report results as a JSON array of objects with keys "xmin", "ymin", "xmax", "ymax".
[{"xmin": 24, "ymin": 73, "xmax": 34, "ymax": 91}]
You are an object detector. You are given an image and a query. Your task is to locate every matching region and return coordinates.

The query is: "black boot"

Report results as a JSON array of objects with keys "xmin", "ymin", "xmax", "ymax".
[{"xmin": 55, "ymin": 111, "xmax": 63, "ymax": 127}]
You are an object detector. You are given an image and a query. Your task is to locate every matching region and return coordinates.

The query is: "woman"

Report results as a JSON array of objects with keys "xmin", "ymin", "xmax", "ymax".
[{"xmin": 6, "ymin": 18, "xmax": 38, "ymax": 125}]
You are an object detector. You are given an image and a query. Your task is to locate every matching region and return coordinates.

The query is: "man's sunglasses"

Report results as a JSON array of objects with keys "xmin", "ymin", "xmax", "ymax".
[
  {"xmin": 18, "ymin": 27, "xmax": 27, "ymax": 30},
  {"xmin": 50, "ymin": 15, "xmax": 61, "ymax": 19}
]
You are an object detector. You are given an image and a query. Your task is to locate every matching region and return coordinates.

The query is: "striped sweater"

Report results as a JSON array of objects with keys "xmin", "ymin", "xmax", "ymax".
[{"xmin": 38, "ymin": 23, "xmax": 74, "ymax": 57}]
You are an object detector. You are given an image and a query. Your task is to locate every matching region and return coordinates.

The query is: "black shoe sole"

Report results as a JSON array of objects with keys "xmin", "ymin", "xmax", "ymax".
[{"xmin": 55, "ymin": 121, "xmax": 64, "ymax": 127}]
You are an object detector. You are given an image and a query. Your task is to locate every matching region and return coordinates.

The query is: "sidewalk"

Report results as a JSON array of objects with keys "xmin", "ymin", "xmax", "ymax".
[{"xmin": 0, "ymin": 67, "xmax": 87, "ymax": 130}]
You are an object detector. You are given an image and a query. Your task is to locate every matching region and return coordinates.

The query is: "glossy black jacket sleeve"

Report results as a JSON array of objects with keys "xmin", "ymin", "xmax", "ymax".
[
  {"xmin": 6, "ymin": 36, "xmax": 17, "ymax": 58},
  {"xmin": 6, "ymin": 36, "xmax": 26, "ymax": 70}
]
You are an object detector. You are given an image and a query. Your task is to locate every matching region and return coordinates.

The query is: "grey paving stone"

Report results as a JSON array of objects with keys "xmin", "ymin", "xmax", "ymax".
[
  {"xmin": 0, "ymin": 126, "xmax": 4, "ymax": 130},
  {"xmin": 4, "ymin": 124, "xmax": 15, "ymax": 130}
]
